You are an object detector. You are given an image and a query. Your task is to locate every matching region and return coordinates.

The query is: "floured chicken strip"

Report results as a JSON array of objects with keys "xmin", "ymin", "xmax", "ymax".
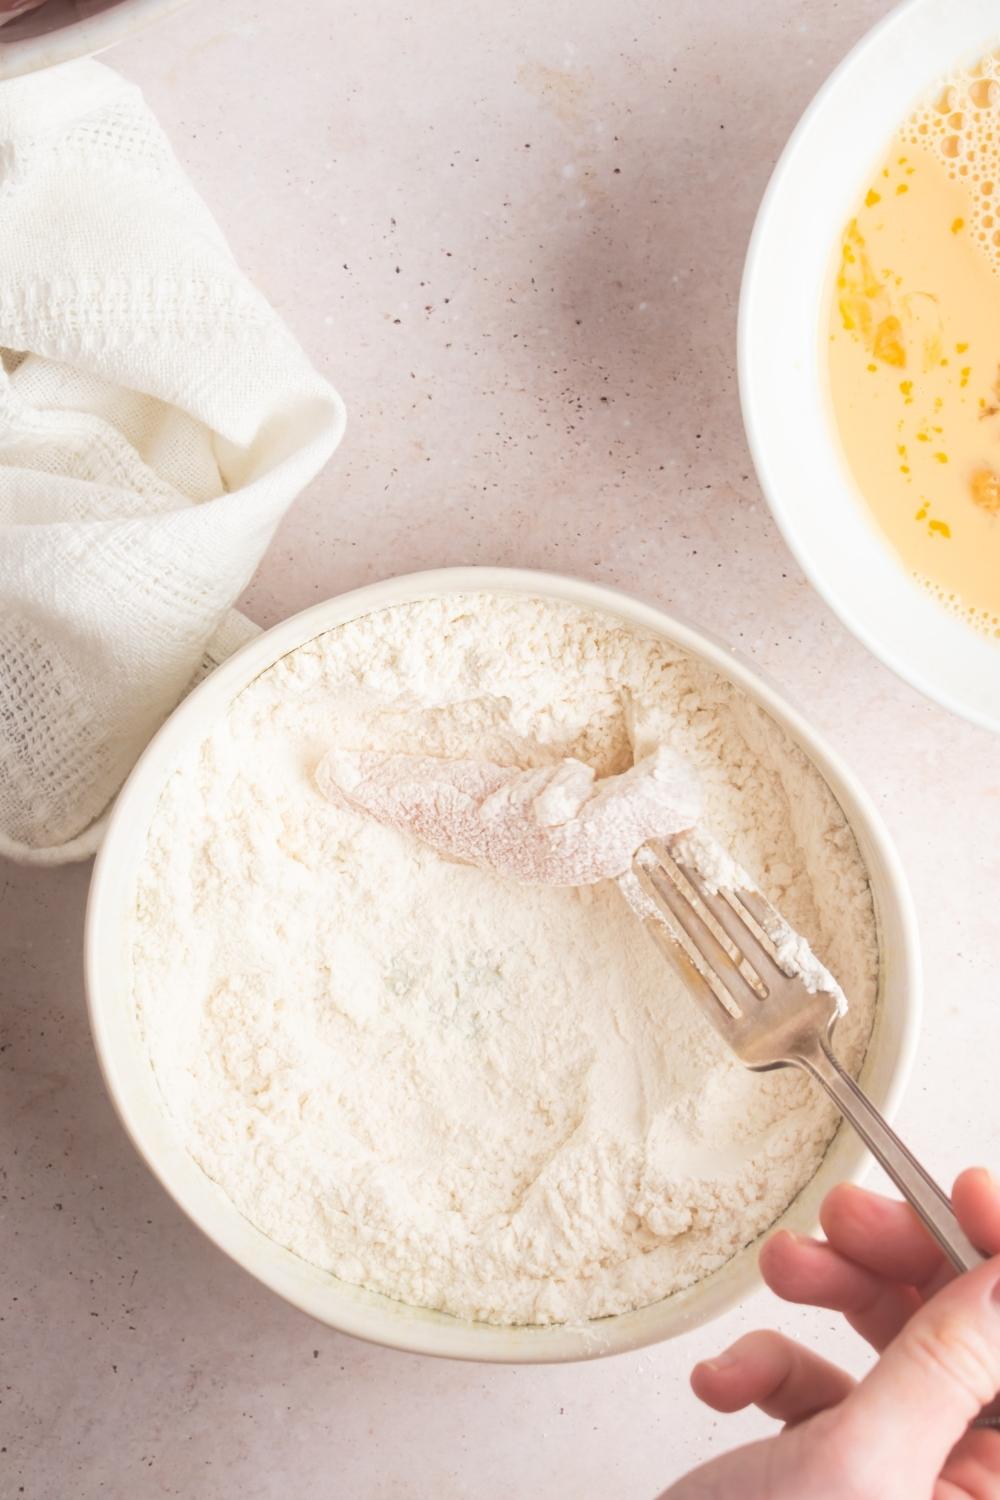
[{"xmin": 315, "ymin": 745, "xmax": 701, "ymax": 886}]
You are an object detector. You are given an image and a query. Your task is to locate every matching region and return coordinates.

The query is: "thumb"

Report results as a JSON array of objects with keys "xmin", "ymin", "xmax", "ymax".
[{"xmin": 836, "ymin": 1254, "xmax": 1000, "ymax": 1488}]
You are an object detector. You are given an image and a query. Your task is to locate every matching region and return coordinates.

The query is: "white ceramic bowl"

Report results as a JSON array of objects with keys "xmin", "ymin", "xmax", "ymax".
[
  {"xmin": 0, "ymin": 0, "xmax": 190, "ymax": 79},
  {"xmin": 740, "ymin": 0, "xmax": 1000, "ymax": 733},
  {"xmin": 86, "ymin": 568, "xmax": 920, "ymax": 1362}
]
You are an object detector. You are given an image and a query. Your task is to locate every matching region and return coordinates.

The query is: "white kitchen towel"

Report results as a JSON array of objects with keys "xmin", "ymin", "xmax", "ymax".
[{"xmin": 0, "ymin": 61, "xmax": 346, "ymax": 863}]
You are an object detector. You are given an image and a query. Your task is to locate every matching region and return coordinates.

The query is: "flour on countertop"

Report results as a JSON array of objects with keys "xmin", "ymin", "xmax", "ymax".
[{"xmin": 131, "ymin": 594, "xmax": 878, "ymax": 1327}]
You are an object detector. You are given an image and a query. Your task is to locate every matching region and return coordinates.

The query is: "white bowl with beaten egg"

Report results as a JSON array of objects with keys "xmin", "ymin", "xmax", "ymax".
[
  {"xmin": 85, "ymin": 568, "xmax": 918, "ymax": 1362},
  {"xmin": 741, "ymin": 0, "xmax": 1000, "ymax": 732}
]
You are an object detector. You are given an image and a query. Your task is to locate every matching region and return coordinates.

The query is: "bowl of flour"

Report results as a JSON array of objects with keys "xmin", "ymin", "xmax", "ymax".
[{"xmin": 86, "ymin": 568, "xmax": 919, "ymax": 1361}]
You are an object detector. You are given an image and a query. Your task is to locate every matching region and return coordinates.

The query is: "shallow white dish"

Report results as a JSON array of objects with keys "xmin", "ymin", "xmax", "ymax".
[
  {"xmin": 0, "ymin": 0, "xmax": 189, "ymax": 79},
  {"xmin": 740, "ymin": 0, "xmax": 1000, "ymax": 732},
  {"xmin": 86, "ymin": 568, "xmax": 920, "ymax": 1362}
]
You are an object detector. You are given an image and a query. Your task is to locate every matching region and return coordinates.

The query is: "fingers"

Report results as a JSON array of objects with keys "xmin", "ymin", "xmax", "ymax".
[
  {"xmin": 818, "ymin": 1170, "xmax": 1000, "ymax": 1287},
  {"xmin": 836, "ymin": 1255, "xmax": 1000, "ymax": 1488},
  {"xmin": 939, "ymin": 1428, "xmax": 1000, "ymax": 1495},
  {"xmin": 819, "ymin": 1182, "xmax": 946, "ymax": 1285},
  {"xmin": 691, "ymin": 1329, "xmax": 855, "ymax": 1426},
  {"xmin": 953, "ymin": 1168, "xmax": 1000, "ymax": 1256},
  {"xmin": 774, "ymin": 1171, "xmax": 1000, "ymax": 1344},
  {"xmin": 764, "ymin": 1173, "xmax": 1000, "ymax": 1352},
  {"xmin": 760, "ymin": 1229, "xmax": 921, "ymax": 1350}
]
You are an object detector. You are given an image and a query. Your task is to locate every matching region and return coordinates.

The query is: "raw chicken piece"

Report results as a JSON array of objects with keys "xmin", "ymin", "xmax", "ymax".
[{"xmin": 315, "ymin": 745, "xmax": 701, "ymax": 886}]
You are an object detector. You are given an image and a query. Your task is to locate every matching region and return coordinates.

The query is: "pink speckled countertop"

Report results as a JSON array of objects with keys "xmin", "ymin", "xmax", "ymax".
[{"xmin": 4, "ymin": 1, "xmax": 1000, "ymax": 1496}]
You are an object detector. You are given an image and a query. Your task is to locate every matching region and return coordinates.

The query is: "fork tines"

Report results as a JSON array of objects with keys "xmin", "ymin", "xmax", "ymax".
[{"xmin": 630, "ymin": 841, "xmax": 788, "ymax": 1024}]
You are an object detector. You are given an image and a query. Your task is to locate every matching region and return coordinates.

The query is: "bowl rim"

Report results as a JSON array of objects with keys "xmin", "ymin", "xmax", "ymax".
[
  {"xmin": 738, "ymin": 0, "xmax": 1000, "ymax": 734},
  {"xmin": 85, "ymin": 565, "xmax": 922, "ymax": 1362},
  {"xmin": 0, "ymin": 0, "xmax": 192, "ymax": 80}
]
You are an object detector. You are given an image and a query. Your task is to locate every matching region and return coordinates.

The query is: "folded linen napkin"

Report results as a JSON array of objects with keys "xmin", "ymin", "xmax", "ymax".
[{"xmin": 0, "ymin": 61, "xmax": 346, "ymax": 863}]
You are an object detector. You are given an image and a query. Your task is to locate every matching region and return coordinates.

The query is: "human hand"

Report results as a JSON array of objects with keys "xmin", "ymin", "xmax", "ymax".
[{"xmin": 662, "ymin": 1167, "xmax": 1000, "ymax": 1500}]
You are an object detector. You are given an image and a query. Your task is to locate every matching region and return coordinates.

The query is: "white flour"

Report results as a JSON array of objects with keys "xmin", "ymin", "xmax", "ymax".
[
  {"xmin": 318, "ymin": 749, "xmax": 844, "ymax": 1003},
  {"xmin": 131, "ymin": 594, "xmax": 878, "ymax": 1326}
]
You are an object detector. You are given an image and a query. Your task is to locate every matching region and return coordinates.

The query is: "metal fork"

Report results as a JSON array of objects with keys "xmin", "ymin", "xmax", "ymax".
[{"xmin": 631, "ymin": 840, "xmax": 983, "ymax": 1273}]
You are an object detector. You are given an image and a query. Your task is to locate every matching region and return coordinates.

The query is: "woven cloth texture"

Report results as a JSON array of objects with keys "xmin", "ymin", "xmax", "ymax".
[{"xmin": 0, "ymin": 61, "xmax": 345, "ymax": 862}]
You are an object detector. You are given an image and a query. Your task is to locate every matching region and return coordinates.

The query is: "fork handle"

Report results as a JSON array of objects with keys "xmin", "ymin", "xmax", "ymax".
[{"xmin": 795, "ymin": 1039, "xmax": 984, "ymax": 1274}]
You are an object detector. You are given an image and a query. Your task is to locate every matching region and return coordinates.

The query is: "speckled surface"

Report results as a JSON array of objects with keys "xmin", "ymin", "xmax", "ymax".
[{"xmin": 4, "ymin": 1, "xmax": 1000, "ymax": 1495}]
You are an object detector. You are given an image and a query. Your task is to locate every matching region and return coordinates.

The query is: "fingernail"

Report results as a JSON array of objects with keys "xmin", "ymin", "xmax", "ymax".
[
  {"xmin": 973, "ymin": 1166, "xmax": 997, "ymax": 1189},
  {"xmin": 698, "ymin": 1351, "xmax": 738, "ymax": 1372},
  {"xmin": 772, "ymin": 1229, "xmax": 818, "ymax": 1250}
]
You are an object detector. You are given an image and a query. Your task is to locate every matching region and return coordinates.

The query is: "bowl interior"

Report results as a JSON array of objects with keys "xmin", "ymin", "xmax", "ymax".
[
  {"xmin": 86, "ymin": 569, "xmax": 919, "ymax": 1362},
  {"xmin": 740, "ymin": 0, "xmax": 1000, "ymax": 732}
]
